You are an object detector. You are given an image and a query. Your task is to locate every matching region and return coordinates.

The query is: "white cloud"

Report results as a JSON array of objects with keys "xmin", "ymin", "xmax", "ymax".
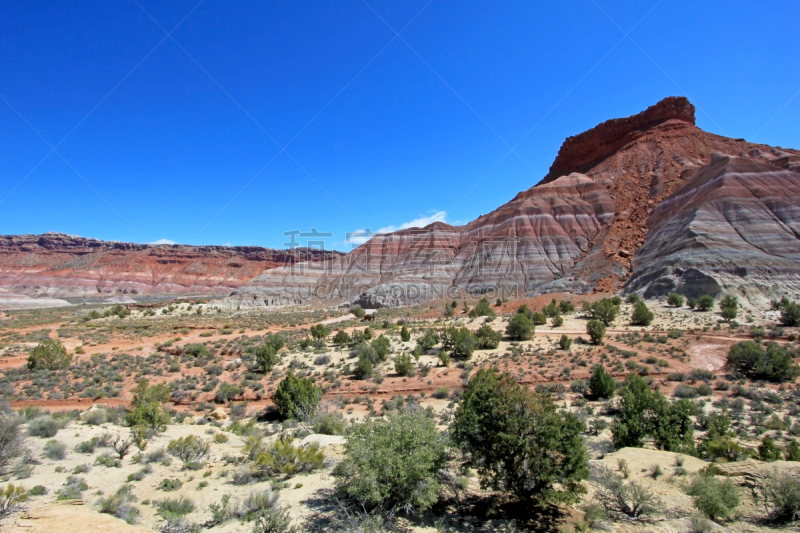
[
  {"xmin": 150, "ymin": 238, "xmax": 177, "ymax": 245},
  {"xmin": 221, "ymin": 242, "xmax": 233, "ymax": 247},
  {"xmin": 348, "ymin": 211, "xmax": 447, "ymax": 246}
]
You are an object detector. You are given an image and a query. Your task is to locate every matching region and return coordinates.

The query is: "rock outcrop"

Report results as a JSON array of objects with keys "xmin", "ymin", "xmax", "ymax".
[
  {"xmin": 0, "ymin": 233, "xmax": 340, "ymax": 302},
  {"xmin": 543, "ymin": 96, "xmax": 696, "ymax": 181},
  {"xmin": 623, "ymin": 155, "xmax": 800, "ymax": 298}
]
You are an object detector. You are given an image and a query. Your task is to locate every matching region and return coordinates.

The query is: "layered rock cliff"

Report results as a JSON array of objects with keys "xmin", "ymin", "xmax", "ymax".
[
  {"xmin": 231, "ymin": 96, "xmax": 800, "ymax": 306},
  {"xmin": 623, "ymin": 155, "xmax": 800, "ymax": 298},
  {"xmin": 0, "ymin": 233, "xmax": 340, "ymax": 302}
]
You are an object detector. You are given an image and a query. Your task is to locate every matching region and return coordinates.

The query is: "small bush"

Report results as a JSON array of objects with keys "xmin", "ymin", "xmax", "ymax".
[
  {"xmin": 254, "ymin": 437, "xmax": 324, "ymax": 477},
  {"xmin": 0, "ymin": 483, "xmax": 28, "ymax": 518},
  {"xmin": 27, "ymin": 340, "xmax": 72, "ymax": 371},
  {"xmin": 505, "ymin": 313, "xmax": 534, "ymax": 341},
  {"xmin": 684, "ymin": 474, "xmax": 740, "ymax": 520},
  {"xmin": 759, "ymin": 470, "xmax": 800, "ymax": 521},
  {"xmin": 27, "ymin": 415, "xmax": 63, "ymax": 438},
  {"xmin": 43, "ymin": 440, "xmax": 67, "ymax": 460},
  {"xmin": 591, "ymin": 464, "xmax": 660, "ymax": 519},
  {"xmin": 155, "ymin": 495, "xmax": 195, "ymax": 519},
  {"xmin": 394, "ymin": 353, "xmax": 413, "ymax": 376},
  {"xmin": 697, "ymin": 295, "xmax": 715, "ymax": 311},
  {"xmin": 82, "ymin": 409, "xmax": 108, "ymax": 426},
  {"xmin": 312, "ymin": 412, "xmax": 347, "ymax": 435},
  {"xmin": 167, "ymin": 435, "xmax": 210, "ymax": 466},
  {"xmin": 57, "ymin": 476, "xmax": 88, "ymax": 500},
  {"xmin": 559, "ymin": 334, "xmax": 572, "ymax": 350},
  {"xmin": 667, "ymin": 293, "xmax": 685, "ymax": 307},
  {"xmin": 157, "ymin": 478, "xmax": 183, "ymax": 492},
  {"xmin": 97, "ymin": 485, "xmax": 140, "ymax": 524},
  {"xmin": 0, "ymin": 414, "xmax": 26, "ymax": 475},
  {"xmin": 432, "ymin": 387, "xmax": 450, "ymax": 399},
  {"xmin": 630, "ymin": 301, "xmax": 654, "ymax": 326},
  {"xmin": 587, "ymin": 320, "xmax": 606, "ymax": 345},
  {"xmin": 273, "ymin": 373, "xmax": 322, "ymax": 421}
]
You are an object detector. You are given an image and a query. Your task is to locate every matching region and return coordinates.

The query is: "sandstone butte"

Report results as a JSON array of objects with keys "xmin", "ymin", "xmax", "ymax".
[{"xmin": 2, "ymin": 96, "xmax": 800, "ymax": 308}]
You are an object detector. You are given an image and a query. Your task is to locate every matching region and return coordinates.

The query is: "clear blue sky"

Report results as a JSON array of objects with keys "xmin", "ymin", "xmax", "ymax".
[{"xmin": 1, "ymin": 1, "xmax": 798, "ymax": 251}]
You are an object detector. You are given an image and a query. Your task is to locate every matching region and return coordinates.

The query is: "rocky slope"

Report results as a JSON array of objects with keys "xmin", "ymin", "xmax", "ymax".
[
  {"xmin": 230, "ymin": 96, "xmax": 800, "ymax": 306},
  {"xmin": 0, "ymin": 234, "xmax": 340, "ymax": 303},
  {"xmin": 623, "ymin": 154, "xmax": 800, "ymax": 298}
]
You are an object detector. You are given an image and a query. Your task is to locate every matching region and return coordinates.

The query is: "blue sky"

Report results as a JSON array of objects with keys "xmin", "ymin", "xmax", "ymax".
[{"xmin": 1, "ymin": 0, "xmax": 798, "ymax": 251}]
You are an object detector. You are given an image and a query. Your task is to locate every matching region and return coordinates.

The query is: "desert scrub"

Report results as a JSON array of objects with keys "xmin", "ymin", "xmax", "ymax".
[
  {"xmin": 334, "ymin": 410, "xmax": 447, "ymax": 514},
  {"xmin": 591, "ymin": 464, "xmax": 661, "ymax": 520},
  {"xmin": 157, "ymin": 478, "xmax": 183, "ymax": 492},
  {"xmin": 27, "ymin": 415, "xmax": 64, "ymax": 438},
  {"xmin": 57, "ymin": 476, "xmax": 88, "ymax": 500},
  {"xmin": 97, "ymin": 485, "xmax": 140, "ymax": 524},
  {"xmin": 167, "ymin": 435, "xmax": 210, "ymax": 469},
  {"xmin": 254, "ymin": 436, "xmax": 324, "ymax": 477},
  {"xmin": 0, "ymin": 483, "xmax": 28, "ymax": 518},
  {"xmin": 684, "ymin": 474, "xmax": 740, "ymax": 521},
  {"xmin": 43, "ymin": 440, "xmax": 67, "ymax": 460}
]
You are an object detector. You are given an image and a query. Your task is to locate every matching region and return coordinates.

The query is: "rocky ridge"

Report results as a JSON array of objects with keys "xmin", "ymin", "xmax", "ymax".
[{"xmin": 0, "ymin": 233, "xmax": 340, "ymax": 303}]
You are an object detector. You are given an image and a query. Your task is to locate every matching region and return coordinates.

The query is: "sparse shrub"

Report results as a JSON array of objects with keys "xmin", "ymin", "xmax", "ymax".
[
  {"xmin": 0, "ymin": 414, "xmax": 26, "ymax": 474},
  {"xmin": 127, "ymin": 465, "xmax": 152, "ymax": 482},
  {"xmin": 124, "ymin": 380, "xmax": 170, "ymax": 450},
  {"xmin": 313, "ymin": 354, "xmax": 330, "ymax": 366},
  {"xmin": 215, "ymin": 383, "xmax": 242, "ymax": 404},
  {"xmin": 551, "ymin": 314, "xmax": 564, "ymax": 328},
  {"xmin": 155, "ymin": 495, "xmax": 195, "ymax": 521},
  {"xmin": 273, "ymin": 373, "xmax": 322, "ymax": 422},
  {"xmin": 43, "ymin": 439, "xmax": 67, "ymax": 460},
  {"xmin": 97, "ymin": 485, "xmax": 140, "ymax": 524},
  {"xmin": 759, "ymin": 470, "xmax": 800, "ymax": 521},
  {"xmin": 27, "ymin": 340, "xmax": 71, "ymax": 371},
  {"xmin": 334, "ymin": 410, "xmax": 447, "ymax": 514},
  {"xmin": 254, "ymin": 436, "xmax": 324, "ymax": 477},
  {"xmin": 684, "ymin": 474, "xmax": 740, "ymax": 521},
  {"xmin": 505, "ymin": 313, "xmax": 534, "ymax": 341},
  {"xmin": 394, "ymin": 353, "xmax": 413, "ymax": 376},
  {"xmin": 349, "ymin": 305, "xmax": 366, "ymax": 319},
  {"xmin": 312, "ymin": 411, "xmax": 347, "ymax": 435},
  {"xmin": 588, "ymin": 365, "xmax": 615, "ymax": 399},
  {"xmin": 626, "ymin": 294, "xmax": 640, "ymax": 304},
  {"xmin": 591, "ymin": 464, "xmax": 660, "ymax": 519},
  {"xmin": 667, "ymin": 293, "xmax": 684, "ymax": 307},
  {"xmin": 27, "ymin": 415, "xmax": 62, "ymax": 438},
  {"xmin": 630, "ymin": 301, "xmax": 654, "ymax": 326},
  {"xmin": 157, "ymin": 478, "xmax": 183, "ymax": 492},
  {"xmin": 28, "ymin": 485, "xmax": 47, "ymax": 496},
  {"xmin": 167, "ymin": 435, "xmax": 210, "ymax": 466},
  {"xmin": 310, "ymin": 324, "xmax": 328, "ymax": 340},
  {"xmin": 95, "ymin": 452, "xmax": 122, "ymax": 468},
  {"xmin": 0, "ymin": 483, "xmax": 28, "ymax": 518},
  {"xmin": 252, "ymin": 506, "xmax": 297, "ymax": 533},
  {"xmin": 559, "ymin": 334, "xmax": 572, "ymax": 350},
  {"xmin": 353, "ymin": 358, "xmax": 372, "ymax": 380},
  {"xmin": 587, "ymin": 320, "xmax": 606, "ymax": 345},
  {"xmin": 82, "ymin": 409, "xmax": 108, "ymax": 426},
  {"xmin": 432, "ymin": 387, "xmax": 450, "ymax": 399},
  {"xmin": 58, "ymin": 476, "xmax": 88, "ymax": 500},
  {"xmin": 400, "ymin": 325, "xmax": 411, "ymax": 342}
]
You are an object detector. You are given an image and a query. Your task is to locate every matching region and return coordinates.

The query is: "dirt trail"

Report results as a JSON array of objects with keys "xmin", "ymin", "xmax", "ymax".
[{"xmin": 689, "ymin": 343, "xmax": 729, "ymax": 371}]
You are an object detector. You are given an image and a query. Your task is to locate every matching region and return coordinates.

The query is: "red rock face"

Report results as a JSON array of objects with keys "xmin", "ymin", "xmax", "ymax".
[
  {"xmin": 0, "ymin": 234, "xmax": 341, "ymax": 301},
  {"xmin": 233, "ymin": 96, "xmax": 800, "ymax": 306},
  {"xmin": 543, "ymin": 96, "xmax": 696, "ymax": 181}
]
